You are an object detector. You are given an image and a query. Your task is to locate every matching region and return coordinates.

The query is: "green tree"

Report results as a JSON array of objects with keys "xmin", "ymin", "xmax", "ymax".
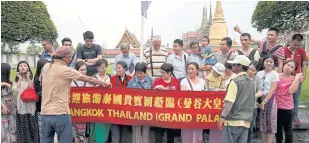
[
  {"xmin": 76, "ymin": 42, "xmax": 83, "ymax": 50},
  {"xmin": 53, "ymin": 40, "xmax": 59, "ymax": 49},
  {"xmin": 27, "ymin": 44, "xmax": 43, "ymax": 67},
  {"xmin": 1, "ymin": 1, "xmax": 58, "ymax": 43},
  {"xmin": 27, "ymin": 44, "xmax": 43, "ymax": 55},
  {"xmin": 251, "ymin": 1, "xmax": 309, "ymax": 33},
  {"xmin": 1, "ymin": 41, "xmax": 20, "ymax": 54}
]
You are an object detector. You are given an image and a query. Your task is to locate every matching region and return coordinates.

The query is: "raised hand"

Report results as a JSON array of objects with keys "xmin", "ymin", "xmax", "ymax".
[
  {"xmin": 1, "ymin": 104, "xmax": 10, "ymax": 114},
  {"xmin": 26, "ymin": 71, "xmax": 31, "ymax": 80},
  {"xmin": 233, "ymin": 25, "xmax": 241, "ymax": 33}
]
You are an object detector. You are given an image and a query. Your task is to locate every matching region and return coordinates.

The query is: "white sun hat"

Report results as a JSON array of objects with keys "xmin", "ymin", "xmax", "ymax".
[{"xmin": 212, "ymin": 63, "xmax": 226, "ymax": 75}]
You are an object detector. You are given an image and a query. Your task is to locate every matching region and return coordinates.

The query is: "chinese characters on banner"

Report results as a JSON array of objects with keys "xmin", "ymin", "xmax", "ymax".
[{"xmin": 69, "ymin": 87, "xmax": 225, "ymax": 129}]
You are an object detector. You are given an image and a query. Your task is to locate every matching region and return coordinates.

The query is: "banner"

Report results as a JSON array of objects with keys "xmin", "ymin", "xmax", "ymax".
[{"xmin": 69, "ymin": 87, "xmax": 225, "ymax": 129}]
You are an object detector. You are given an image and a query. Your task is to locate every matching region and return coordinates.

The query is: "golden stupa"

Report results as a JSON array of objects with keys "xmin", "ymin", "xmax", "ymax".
[{"xmin": 209, "ymin": 1, "xmax": 228, "ymax": 46}]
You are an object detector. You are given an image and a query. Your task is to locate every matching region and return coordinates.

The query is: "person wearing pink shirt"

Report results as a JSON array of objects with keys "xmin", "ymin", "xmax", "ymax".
[{"xmin": 275, "ymin": 60, "xmax": 303, "ymax": 143}]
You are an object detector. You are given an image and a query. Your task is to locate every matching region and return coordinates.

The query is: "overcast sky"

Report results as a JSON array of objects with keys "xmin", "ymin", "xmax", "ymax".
[{"xmin": 43, "ymin": 0, "xmax": 267, "ymax": 49}]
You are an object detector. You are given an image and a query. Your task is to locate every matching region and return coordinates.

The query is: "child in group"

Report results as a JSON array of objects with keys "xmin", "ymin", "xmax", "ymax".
[
  {"xmin": 206, "ymin": 63, "xmax": 225, "ymax": 91},
  {"xmin": 199, "ymin": 36, "xmax": 216, "ymax": 79}
]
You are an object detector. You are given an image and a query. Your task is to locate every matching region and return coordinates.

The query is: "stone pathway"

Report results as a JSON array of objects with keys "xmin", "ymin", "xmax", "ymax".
[{"xmin": 52, "ymin": 105, "xmax": 309, "ymax": 143}]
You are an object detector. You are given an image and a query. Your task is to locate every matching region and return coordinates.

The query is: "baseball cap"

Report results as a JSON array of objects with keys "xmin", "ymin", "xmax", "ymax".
[{"xmin": 227, "ymin": 55, "xmax": 251, "ymax": 67}]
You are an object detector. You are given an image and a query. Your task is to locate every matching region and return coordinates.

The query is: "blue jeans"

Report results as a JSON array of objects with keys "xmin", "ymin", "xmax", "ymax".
[
  {"xmin": 293, "ymin": 83, "xmax": 302, "ymax": 119},
  {"xmin": 41, "ymin": 114, "xmax": 73, "ymax": 143}
]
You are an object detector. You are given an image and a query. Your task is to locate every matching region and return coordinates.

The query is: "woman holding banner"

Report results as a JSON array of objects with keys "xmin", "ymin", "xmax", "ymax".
[
  {"xmin": 180, "ymin": 62, "xmax": 205, "ymax": 143},
  {"xmin": 152, "ymin": 63, "xmax": 180, "ymax": 143},
  {"xmin": 127, "ymin": 62, "xmax": 154, "ymax": 143},
  {"xmin": 89, "ymin": 59, "xmax": 112, "ymax": 143},
  {"xmin": 110, "ymin": 60, "xmax": 133, "ymax": 143}
]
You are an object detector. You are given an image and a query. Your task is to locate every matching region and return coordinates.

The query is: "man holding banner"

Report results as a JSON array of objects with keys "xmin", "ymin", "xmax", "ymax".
[
  {"xmin": 40, "ymin": 46, "xmax": 111, "ymax": 143},
  {"xmin": 219, "ymin": 55, "xmax": 256, "ymax": 143}
]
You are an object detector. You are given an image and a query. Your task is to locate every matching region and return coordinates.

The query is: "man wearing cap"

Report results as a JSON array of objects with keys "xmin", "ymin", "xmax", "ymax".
[
  {"xmin": 218, "ymin": 55, "xmax": 256, "ymax": 143},
  {"xmin": 40, "ymin": 46, "xmax": 111, "ymax": 143}
]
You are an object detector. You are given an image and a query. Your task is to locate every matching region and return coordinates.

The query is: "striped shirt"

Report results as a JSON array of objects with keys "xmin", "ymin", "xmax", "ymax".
[
  {"xmin": 258, "ymin": 40, "xmax": 285, "ymax": 60},
  {"xmin": 39, "ymin": 51, "xmax": 53, "ymax": 62},
  {"xmin": 166, "ymin": 51, "xmax": 189, "ymax": 79},
  {"xmin": 144, "ymin": 47, "xmax": 168, "ymax": 78},
  {"xmin": 213, "ymin": 51, "xmax": 236, "ymax": 64}
]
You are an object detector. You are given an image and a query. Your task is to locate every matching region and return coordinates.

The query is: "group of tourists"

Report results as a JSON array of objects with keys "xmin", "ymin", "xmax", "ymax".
[{"xmin": 1, "ymin": 26, "xmax": 307, "ymax": 143}]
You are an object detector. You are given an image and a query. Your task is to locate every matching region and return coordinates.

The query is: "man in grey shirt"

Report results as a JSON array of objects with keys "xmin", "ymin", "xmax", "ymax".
[
  {"xmin": 61, "ymin": 38, "xmax": 76, "ymax": 68},
  {"xmin": 113, "ymin": 43, "xmax": 137, "ymax": 77},
  {"xmin": 76, "ymin": 31, "xmax": 103, "ymax": 76},
  {"xmin": 166, "ymin": 39, "xmax": 188, "ymax": 80},
  {"xmin": 187, "ymin": 41, "xmax": 208, "ymax": 79}
]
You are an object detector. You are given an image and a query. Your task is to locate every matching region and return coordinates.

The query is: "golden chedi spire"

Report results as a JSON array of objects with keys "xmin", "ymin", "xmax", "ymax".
[{"xmin": 208, "ymin": 0, "xmax": 228, "ymax": 46}]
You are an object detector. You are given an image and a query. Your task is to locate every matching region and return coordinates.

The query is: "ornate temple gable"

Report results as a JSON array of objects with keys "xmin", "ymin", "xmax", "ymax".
[{"xmin": 115, "ymin": 28, "xmax": 141, "ymax": 49}]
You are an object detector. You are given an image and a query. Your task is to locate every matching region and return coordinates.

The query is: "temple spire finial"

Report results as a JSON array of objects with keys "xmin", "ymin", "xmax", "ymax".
[
  {"xmin": 200, "ymin": 6, "xmax": 208, "ymax": 28},
  {"xmin": 209, "ymin": 1, "xmax": 213, "ymax": 24},
  {"xmin": 208, "ymin": 0, "xmax": 228, "ymax": 46},
  {"xmin": 214, "ymin": 0, "xmax": 224, "ymax": 19}
]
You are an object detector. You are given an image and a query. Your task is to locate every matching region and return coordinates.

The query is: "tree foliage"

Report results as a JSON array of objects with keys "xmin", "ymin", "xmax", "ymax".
[
  {"xmin": 76, "ymin": 42, "xmax": 83, "ymax": 50},
  {"xmin": 53, "ymin": 40, "xmax": 59, "ymax": 49},
  {"xmin": 1, "ymin": 41, "xmax": 20, "ymax": 54},
  {"xmin": 26, "ymin": 44, "xmax": 43, "ymax": 55},
  {"xmin": 251, "ymin": 1, "xmax": 309, "ymax": 33},
  {"xmin": 1, "ymin": 1, "xmax": 58, "ymax": 43}
]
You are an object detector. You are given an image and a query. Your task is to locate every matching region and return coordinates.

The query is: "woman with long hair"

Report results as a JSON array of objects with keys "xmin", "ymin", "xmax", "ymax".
[
  {"xmin": 275, "ymin": 60, "xmax": 302, "ymax": 143},
  {"xmin": 256, "ymin": 54, "xmax": 279, "ymax": 143},
  {"xmin": 1, "ymin": 63, "xmax": 17, "ymax": 142},
  {"xmin": 33, "ymin": 58, "xmax": 49, "ymax": 142},
  {"xmin": 180, "ymin": 62, "xmax": 205, "ymax": 143},
  {"xmin": 13, "ymin": 61, "xmax": 38, "ymax": 143},
  {"xmin": 72, "ymin": 61, "xmax": 91, "ymax": 143},
  {"xmin": 152, "ymin": 63, "xmax": 180, "ymax": 143}
]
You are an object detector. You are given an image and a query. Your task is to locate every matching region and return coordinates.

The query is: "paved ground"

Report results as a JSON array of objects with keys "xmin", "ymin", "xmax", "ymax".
[{"xmin": 53, "ymin": 104, "xmax": 309, "ymax": 143}]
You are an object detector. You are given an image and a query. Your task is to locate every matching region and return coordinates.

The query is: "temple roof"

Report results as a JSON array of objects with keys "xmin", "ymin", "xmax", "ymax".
[
  {"xmin": 183, "ymin": 31, "xmax": 198, "ymax": 39},
  {"xmin": 115, "ymin": 28, "xmax": 140, "ymax": 48}
]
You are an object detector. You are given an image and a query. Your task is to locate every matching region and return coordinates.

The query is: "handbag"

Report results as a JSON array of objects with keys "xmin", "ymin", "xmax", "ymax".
[
  {"xmin": 20, "ymin": 85, "xmax": 38, "ymax": 102},
  {"xmin": 186, "ymin": 77, "xmax": 194, "ymax": 91}
]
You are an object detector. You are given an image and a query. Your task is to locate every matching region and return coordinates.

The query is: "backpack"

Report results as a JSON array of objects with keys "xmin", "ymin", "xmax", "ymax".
[
  {"xmin": 236, "ymin": 49, "xmax": 258, "ymax": 61},
  {"xmin": 260, "ymin": 41, "xmax": 282, "ymax": 59},
  {"xmin": 81, "ymin": 44, "xmax": 99, "ymax": 59},
  {"xmin": 258, "ymin": 41, "xmax": 282, "ymax": 70}
]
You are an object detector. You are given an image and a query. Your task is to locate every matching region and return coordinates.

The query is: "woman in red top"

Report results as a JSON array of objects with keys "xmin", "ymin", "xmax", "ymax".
[
  {"xmin": 110, "ymin": 61, "xmax": 132, "ymax": 88},
  {"xmin": 109, "ymin": 60, "xmax": 132, "ymax": 143},
  {"xmin": 152, "ymin": 63, "xmax": 180, "ymax": 143}
]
